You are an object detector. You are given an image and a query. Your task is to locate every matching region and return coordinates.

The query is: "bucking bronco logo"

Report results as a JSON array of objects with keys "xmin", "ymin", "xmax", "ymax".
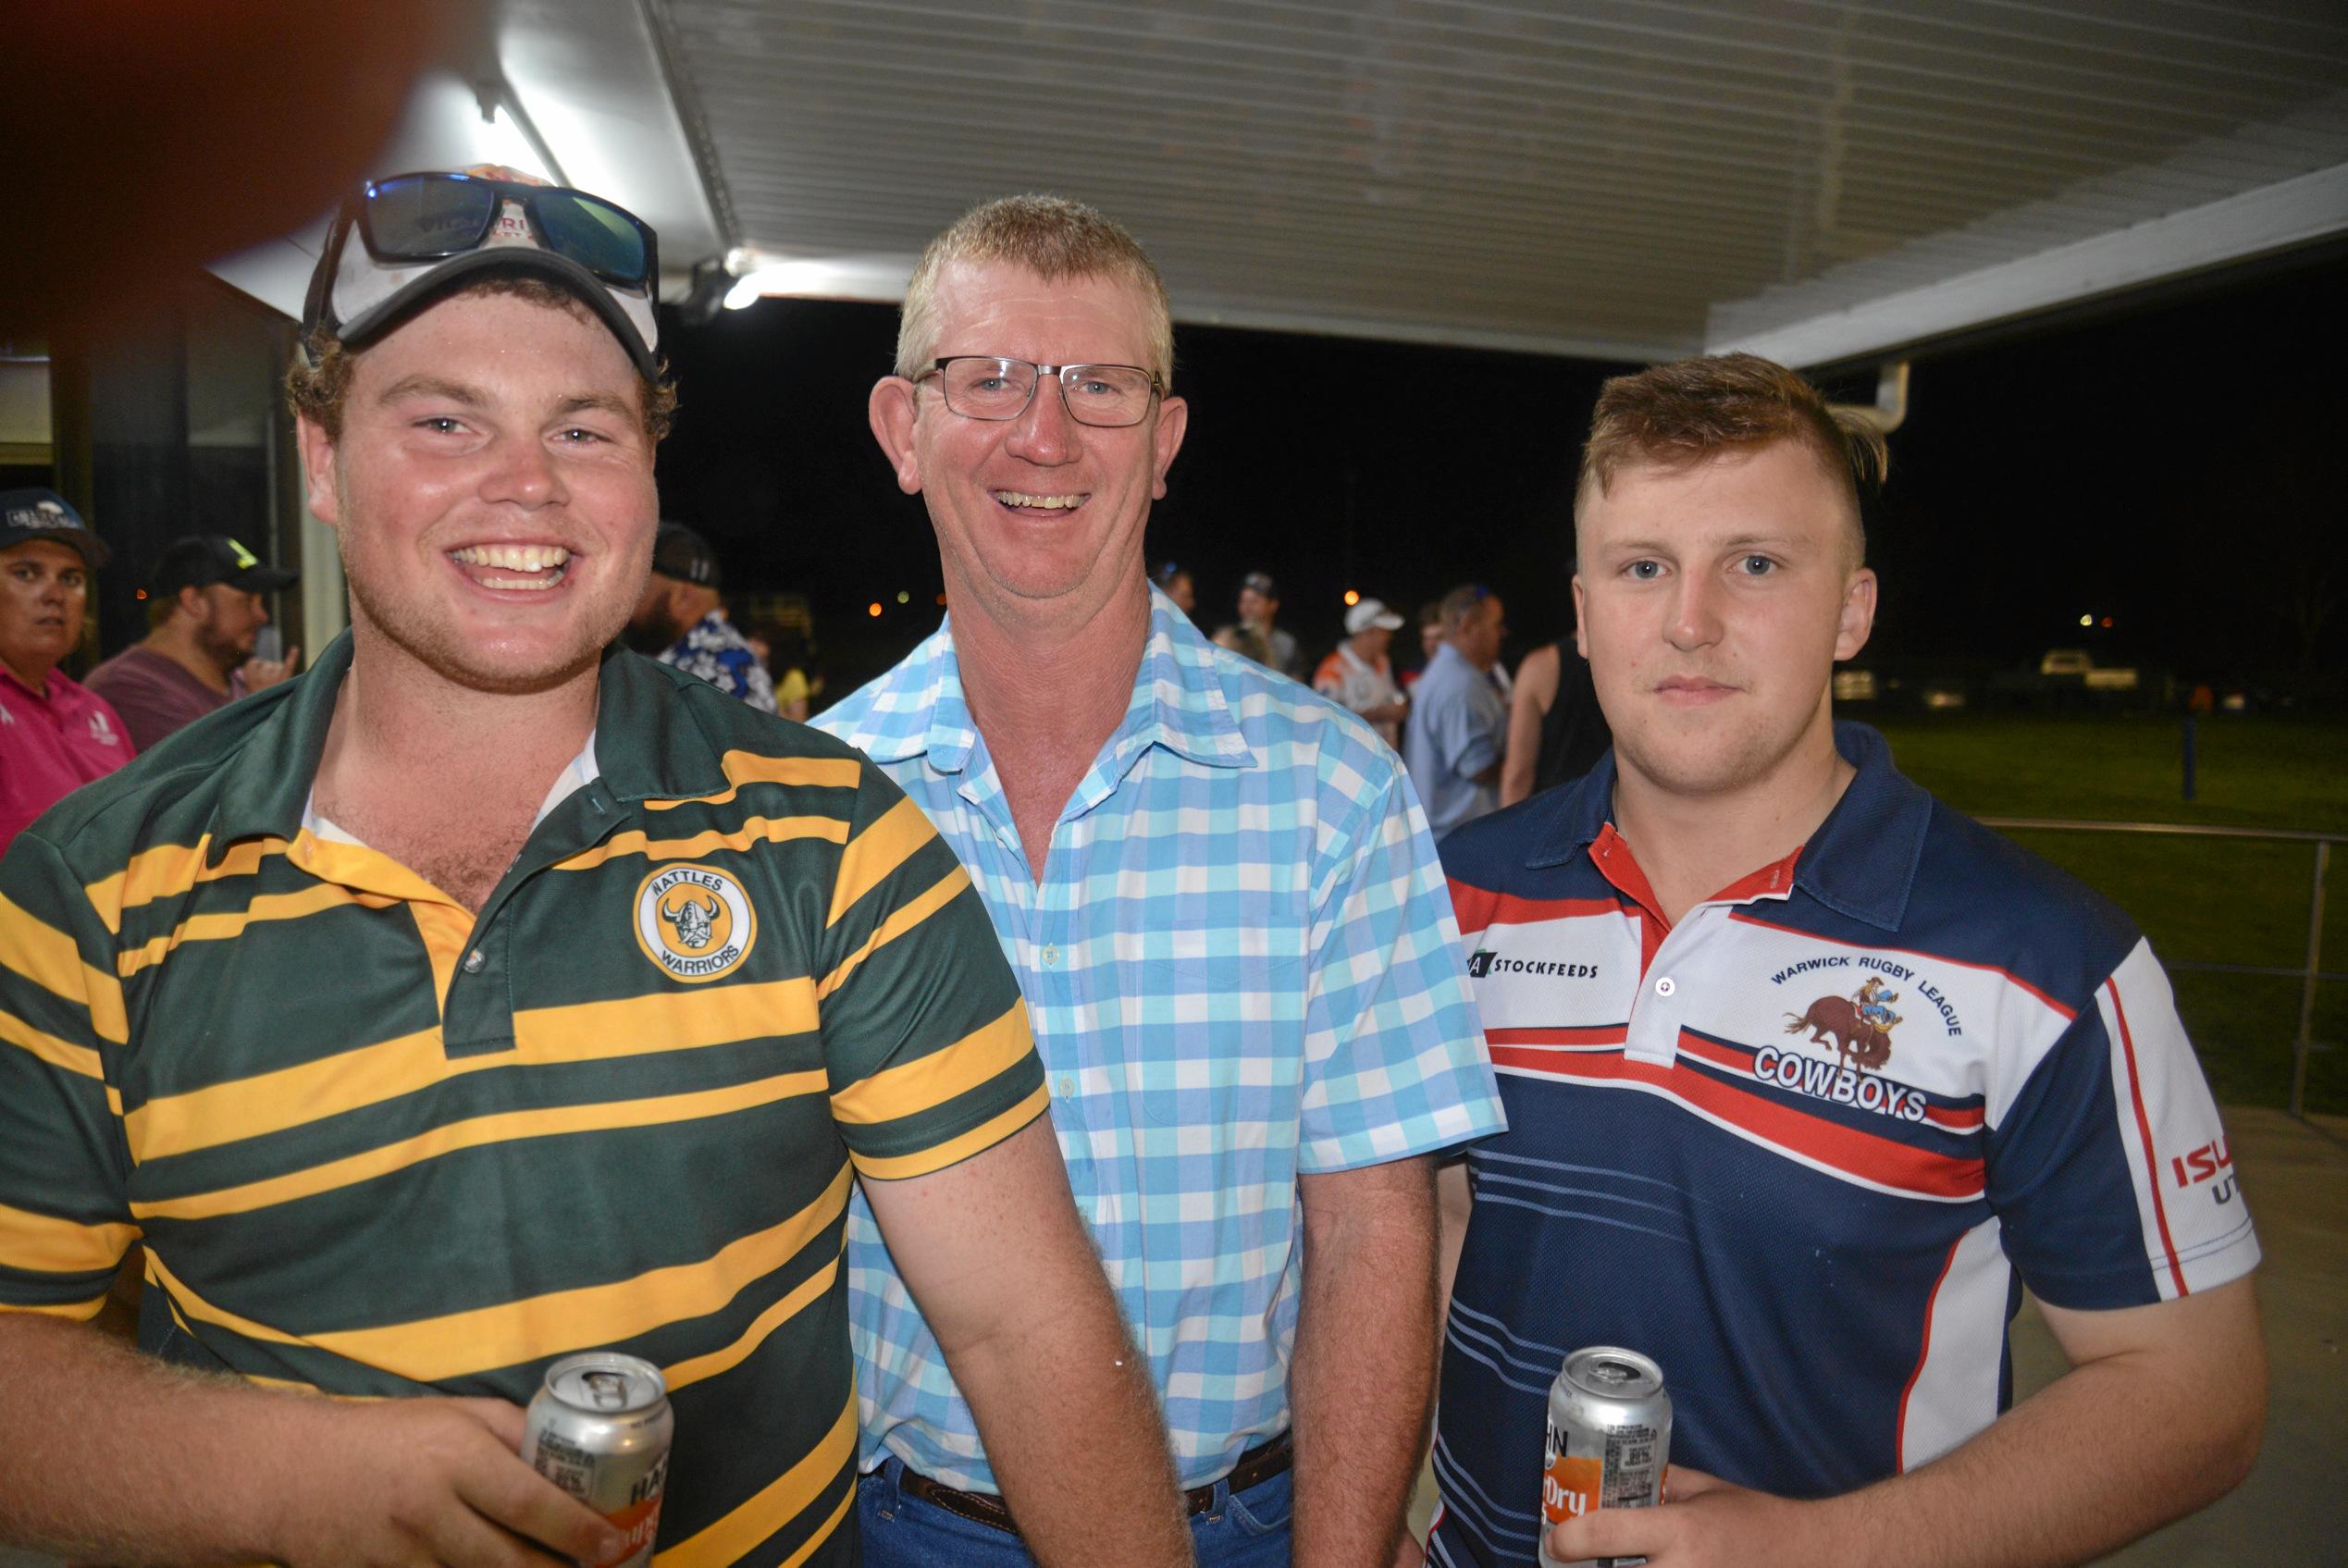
[
  {"xmin": 635, "ymin": 864, "xmax": 756, "ymax": 983},
  {"xmin": 1785, "ymin": 974, "xmax": 1901, "ymax": 1071}
]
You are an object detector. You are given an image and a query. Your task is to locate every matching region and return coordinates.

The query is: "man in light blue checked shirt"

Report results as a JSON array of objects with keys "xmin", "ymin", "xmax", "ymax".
[{"xmin": 817, "ymin": 194, "xmax": 1507, "ymax": 1568}]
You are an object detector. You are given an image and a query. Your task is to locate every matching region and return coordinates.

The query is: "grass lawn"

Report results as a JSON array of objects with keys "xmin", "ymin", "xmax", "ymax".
[{"xmin": 1867, "ymin": 712, "xmax": 2346, "ymax": 1113}]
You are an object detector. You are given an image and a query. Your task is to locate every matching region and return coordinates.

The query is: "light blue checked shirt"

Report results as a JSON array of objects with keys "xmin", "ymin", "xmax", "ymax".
[{"xmin": 815, "ymin": 588, "xmax": 1505, "ymax": 1491}]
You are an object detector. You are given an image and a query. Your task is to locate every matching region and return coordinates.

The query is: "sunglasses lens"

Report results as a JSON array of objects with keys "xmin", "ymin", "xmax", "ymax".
[
  {"xmin": 364, "ymin": 175, "xmax": 499, "ymax": 259},
  {"xmin": 533, "ymin": 191, "xmax": 650, "ymax": 287}
]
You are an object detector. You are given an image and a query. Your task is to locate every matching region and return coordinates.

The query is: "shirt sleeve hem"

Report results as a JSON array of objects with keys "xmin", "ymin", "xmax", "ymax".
[
  {"xmin": 1297, "ymin": 1102, "xmax": 1510, "ymax": 1175},
  {"xmin": 850, "ymin": 1082, "xmax": 1050, "ymax": 1183},
  {"xmin": 2023, "ymin": 1225, "xmax": 2262, "ymax": 1311}
]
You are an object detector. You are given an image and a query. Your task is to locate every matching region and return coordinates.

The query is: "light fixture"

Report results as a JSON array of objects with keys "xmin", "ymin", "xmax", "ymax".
[{"xmin": 867, "ymin": 601, "xmax": 884, "ymax": 618}]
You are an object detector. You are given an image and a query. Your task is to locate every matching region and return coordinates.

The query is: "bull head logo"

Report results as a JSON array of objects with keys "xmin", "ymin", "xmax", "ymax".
[{"xmin": 661, "ymin": 893, "xmax": 723, "ymax": 951}]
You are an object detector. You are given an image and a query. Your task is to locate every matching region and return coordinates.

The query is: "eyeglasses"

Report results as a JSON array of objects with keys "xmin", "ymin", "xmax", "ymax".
[
  {"xmin": 353, "ymin": 171, "xmax": 657, "ymax": 289},
  {"xmin": 921, "ymin": 357, "xmax": 1163, "ymax": 428}
]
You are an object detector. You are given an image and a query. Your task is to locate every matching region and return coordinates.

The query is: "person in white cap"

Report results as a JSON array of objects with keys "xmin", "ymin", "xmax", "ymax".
[{"xmin": 1312, "ymin": 596, "xmax": 1410, "ymax": 748}]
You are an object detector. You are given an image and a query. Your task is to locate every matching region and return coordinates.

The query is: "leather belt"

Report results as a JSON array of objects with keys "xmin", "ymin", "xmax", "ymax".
[{"xmin": 895, "ymin": 1430, "xmax": 1294, "ymax": 1535}]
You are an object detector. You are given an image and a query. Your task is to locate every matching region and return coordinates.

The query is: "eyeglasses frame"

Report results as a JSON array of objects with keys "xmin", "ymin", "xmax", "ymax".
[{"xmin": 918, "ymin": 356, "xmax": 1167, "ymax": 428}]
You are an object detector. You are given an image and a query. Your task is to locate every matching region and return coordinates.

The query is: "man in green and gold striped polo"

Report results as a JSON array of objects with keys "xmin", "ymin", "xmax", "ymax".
[{"xmin": 0, "ymin": 168, "xmax": 1191, "ymax": 1568}]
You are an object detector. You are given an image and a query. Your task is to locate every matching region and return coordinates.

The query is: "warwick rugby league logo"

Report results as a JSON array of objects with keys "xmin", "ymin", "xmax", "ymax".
[{"xmin": 1784, "ymin": 974, "xmax": 1902, "ymax": 1071}]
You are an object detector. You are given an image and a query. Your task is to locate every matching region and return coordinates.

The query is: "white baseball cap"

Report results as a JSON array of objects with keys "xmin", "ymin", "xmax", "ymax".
[{"xmin": 1346, "ymin": 598, "xmax": 1406, "ymax": 636}]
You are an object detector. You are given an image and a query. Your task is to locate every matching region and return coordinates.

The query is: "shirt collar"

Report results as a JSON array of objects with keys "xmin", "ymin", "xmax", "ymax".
[
  {"xmin": 205, "ymin": 632, "xmax": 731, "ymax": 863},
  {"xmin": 0, "ymin": 662, "xmax": 80, "ymax": 705},
  {"xmin": 853, "ymin": 586, "xmax": 1254, "ymax": 777},
  {"xmin": 1523, "ymin": 720, "xmax": 1930, "ymax": 932}
]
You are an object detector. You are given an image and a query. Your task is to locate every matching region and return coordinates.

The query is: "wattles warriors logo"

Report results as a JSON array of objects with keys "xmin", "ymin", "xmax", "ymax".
[{"xmin": 635, "ymin": 864, "xmax": 755, "ymax": 982}]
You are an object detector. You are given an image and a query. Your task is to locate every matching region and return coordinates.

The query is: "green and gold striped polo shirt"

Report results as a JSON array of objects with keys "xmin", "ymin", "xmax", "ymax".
[{"xmin": 0, "ymin": 634, "xmax": 1046, "ymax": 1567}]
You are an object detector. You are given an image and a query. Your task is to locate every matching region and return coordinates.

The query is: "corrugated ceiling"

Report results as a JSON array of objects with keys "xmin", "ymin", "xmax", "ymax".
[{"xmin": 649, "ymin": 0, "xmax": 2348, "ymax": 364}]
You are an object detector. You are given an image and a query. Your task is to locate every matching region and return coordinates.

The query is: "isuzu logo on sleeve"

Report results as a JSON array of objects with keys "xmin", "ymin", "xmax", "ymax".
[{"xmin": 635, "ymin": 864, "xmax": 756, "ymax": 983}]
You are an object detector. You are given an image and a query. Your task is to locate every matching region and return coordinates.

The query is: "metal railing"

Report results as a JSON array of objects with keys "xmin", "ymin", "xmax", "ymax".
[{"xmin": 1980, "ymin": 818, "xmax": 2340, "ymax": 1119}]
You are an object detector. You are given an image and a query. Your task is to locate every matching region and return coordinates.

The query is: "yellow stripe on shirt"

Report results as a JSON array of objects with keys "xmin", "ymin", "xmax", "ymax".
[
  {"xmin": 116, "ymin": 882, "xmax": 368, "ymax": 978},
  {"xmin": 513, "ymin": 976, "xmax": 819, "ymax": 1061},
  {"xmin": 0, "ymin": 1199, "xmax": 137, "ymax": 1276},
  {"xmin": 148, "ymin": 1164, "xmax": 855, "ymax": 1383},
  {"xmin": 816, "ymin": 864, "xmax": 970, "ymax": 1001},
  {"xmin": 850, "ymin": 1082, "xmax": 1050, "ymax": 1182},
  {"xmin": 125, "ymin": 1025, "xmax": 453, "ymax": 1164},
  {"xmin": 655, "ymin": 1395, "xmax": 858, "ymax": 1568},
  {"xmin": 130, "ymin": 1069, "xmax": 830, "ymax": 1222},
  {"xmin": 81, "ymin": 835, "xmax": 291, "ymax": 934},
  {"xmin": 661, "ymin": 1253, "xmax": 838, "ymax": 1394},
  {"xmin": 126, "ymin": 977, "xmax": 822, "ymax": 1163},
  {"xmin": 0, "ymin": 1006, "xmax": 103, "ymax": 1079},
  {"xmin": 0, "ymin": 1292, "xmax": 111, "ymax": 1321},
  {"xmin": 553, "ymin": 814, "xmax": 850, "ymax": 874},
  {"xmin": 826, "ymin": 796, "xmax": 935, "ymax": 928},
  {"xmin": 830, "ymin": 1002, "xmax": 1034, "ymax": 1127},
  {"xmin": 644, "ymin": 752, "xmax": 863, "ymax": 812},
  {"xmin": 0, "ymin": 894, "xmax": 127, "ymax": 1043}
]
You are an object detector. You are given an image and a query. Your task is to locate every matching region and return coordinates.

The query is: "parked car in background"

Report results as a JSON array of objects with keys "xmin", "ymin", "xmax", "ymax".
[
  {"xmin": 2039, "ymin": 647, "xmax": 2140, "ymax": 692},
  {"xmin": 1834, "ymin": 668, "xmax": 1878, "ymax": 702}
]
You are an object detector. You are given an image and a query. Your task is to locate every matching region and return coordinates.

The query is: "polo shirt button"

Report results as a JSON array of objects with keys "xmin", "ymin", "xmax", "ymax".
[
  {"xmin": 1042, "ymin": 945, "xmax": 1059, "ymax": 967},
  {"xmin": 1057, "ymin": 1077, "xmax": 1075, "ymax": 1096},
  {"xmin": 462, "ymin": 949, "xmax": 486, "ymax": 975},
  {"xmin": 1654, "ymin": 976, "xmax": 1675, "ymax": 997}
]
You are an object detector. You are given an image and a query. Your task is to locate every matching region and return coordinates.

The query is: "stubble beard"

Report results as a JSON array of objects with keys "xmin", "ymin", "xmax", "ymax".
[
  {"xmin": 1612, "ymin": 685, "xmax": 1833, "ymax": 805},
  {"xmin": 339, "ymin": 527, "xmax": 622, "ymax": 698}
]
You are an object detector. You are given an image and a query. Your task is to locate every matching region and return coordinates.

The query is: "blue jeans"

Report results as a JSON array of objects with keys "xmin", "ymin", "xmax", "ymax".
[{"xmin": 857, "ymin": 1452, "xmax": 1295, "ymax": 1567}]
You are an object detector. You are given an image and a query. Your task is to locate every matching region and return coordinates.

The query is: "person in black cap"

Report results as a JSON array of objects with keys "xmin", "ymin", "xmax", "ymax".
[
  {"xmin": 1221, "ymin": 568, "xmax": 1302, "ymax": 678},
  {"xmin": 0, "ymin": 488, "xmax": 133, "ymax": 855},
  {"xmin": 0, "ymin": 166, "xmax": 1182, "ymax": 1568},
  {"xmin": 83, "ymin": 534, "xmax": 302, "ymax": 750},
  {"xmin": 624, "ymin": 521, "xmax": 778, "ymax": 712}
]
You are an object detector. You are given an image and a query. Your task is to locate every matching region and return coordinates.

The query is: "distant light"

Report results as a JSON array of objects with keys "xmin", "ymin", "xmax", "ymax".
[
  {"xmin": 1343, "ymin": 589, "xmax": 1360, "ymax": 607},
  {"xmin": 2079, "ymin": 614, "xmax": 2093, "ymax": 627},
  {"xmin": 896, "ymin": 590, "xmax": 910, "ymax": 605},
  {"xmin": 723, "ymin": 254, "xmax": 901, "ymax": 309},
  {"xmin": 2100, "ymin": 615, "xmax": 2114, "ymax": 629},
  {"xmin": 480, "ymin": 105, "xmax": 554, "ymax": 181},
  {"xmin": 134, "ymin": 589, "xmax": 146, "ymax": 600},
  {"xmin": 935, "ymin": 592, "xmax": 948, "ymax": 607},
  {"xmin": 867, "ymin": 601, "xmax": 884, "ymax": 618}
]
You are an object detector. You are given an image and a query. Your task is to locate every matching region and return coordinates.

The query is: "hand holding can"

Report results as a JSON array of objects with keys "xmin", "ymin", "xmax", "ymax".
[
  {"xmin": 522, "ymin": 1352, "xmax": 674, "ymax": 1568},
  {"xmin": 1538, "ymin": 1346, "xmax": 1671, "ymax": 1568}
]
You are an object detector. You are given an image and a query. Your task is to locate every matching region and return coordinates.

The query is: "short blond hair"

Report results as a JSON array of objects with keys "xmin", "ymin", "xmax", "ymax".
[
  {"xmin": 895, "ymin": 194, "xmax": 1174, "ymax": 384},
  {"xmin": 1576, "ymin": 352, "xmax": 1883, "ymax": 566}
]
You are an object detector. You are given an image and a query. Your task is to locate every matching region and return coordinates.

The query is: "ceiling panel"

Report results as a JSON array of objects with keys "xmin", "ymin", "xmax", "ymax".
[{"xmin": 547, "ymin": 2, "xmax": 2348, "ymax": 363}]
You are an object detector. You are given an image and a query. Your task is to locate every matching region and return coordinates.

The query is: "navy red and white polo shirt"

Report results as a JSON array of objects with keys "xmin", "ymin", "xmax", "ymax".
[{"xmin": 1426, "ymin": 722, "xmax": 2258, "ymax": 1568}]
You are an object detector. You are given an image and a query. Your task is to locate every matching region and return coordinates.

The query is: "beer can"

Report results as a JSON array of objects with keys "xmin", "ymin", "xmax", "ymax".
[
  {"xmin": 1537, "ymin": 1345, "xmax": 1671, "ymax": 1568},
  {"xmin": 522, "ymin": 1352, "xmax": 674, "ymax": 1568}
]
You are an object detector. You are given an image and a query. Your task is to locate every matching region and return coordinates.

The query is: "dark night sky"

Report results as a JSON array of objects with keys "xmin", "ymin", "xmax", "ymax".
[{"xmin": 653, "ymin": 253, "xmax": 2347, "ymax": 699}]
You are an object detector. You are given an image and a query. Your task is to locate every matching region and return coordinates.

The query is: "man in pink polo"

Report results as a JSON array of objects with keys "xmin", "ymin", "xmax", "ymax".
[{"xmin": 0, "ymin": 489, "xmax": 132, "ymax": 856}]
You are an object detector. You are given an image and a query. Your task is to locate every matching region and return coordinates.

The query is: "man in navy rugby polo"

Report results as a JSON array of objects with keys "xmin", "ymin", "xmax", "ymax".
[{"xmin": 1424, "ymin": 354, "xmax": 2263, "ymax": 1568}]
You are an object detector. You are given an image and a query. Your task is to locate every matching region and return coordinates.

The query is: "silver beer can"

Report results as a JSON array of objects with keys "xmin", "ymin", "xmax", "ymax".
[
  {"xmin": 522, "ymin": 1352, "xmax": 674, "ymax": 1568},
  {"xmin": 1537, "ymin": 1345, "xmax": 1671, "ymax": 1568}
]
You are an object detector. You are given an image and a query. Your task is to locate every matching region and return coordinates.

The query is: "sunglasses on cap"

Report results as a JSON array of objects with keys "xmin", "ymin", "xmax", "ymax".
[{"xmin": 303, "ymin": 170, "xmax": 661, "ymax": 377}]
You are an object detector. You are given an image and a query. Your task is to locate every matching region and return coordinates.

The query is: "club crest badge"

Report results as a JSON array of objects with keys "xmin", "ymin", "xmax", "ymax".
[
  {"xmin": 635, "ymin": 864, "xmax": 755, "ymax": 983},
  {"xmin": 1784, "ymin": 974, "xmax": 1902, "ymax": 1071}
]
